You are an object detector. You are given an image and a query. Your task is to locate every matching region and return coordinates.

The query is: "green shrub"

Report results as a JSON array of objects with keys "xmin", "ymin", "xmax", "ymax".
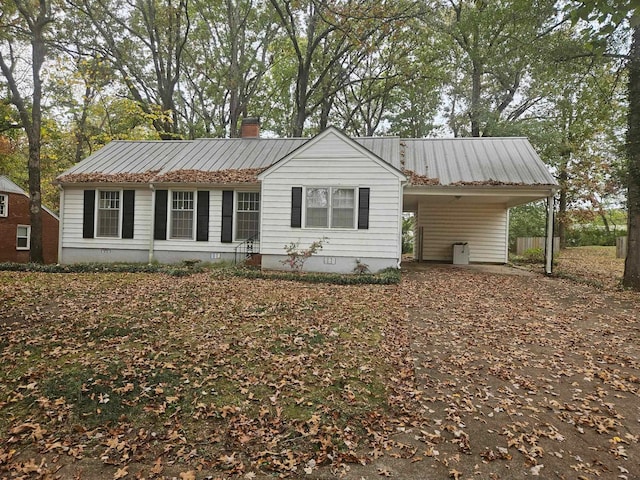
[
  {"xmin": 566, "ymin": 227, "xmax": 626, "ymax": 247},
  {"xmin": 510, "ymin": 247, "xmax": 545, "ymax": 264},
  {"xmin": 0, "ymin": 261, "xmax": 205, "ymax": 277},
  {"xmin": 231, "ymin": 266, "xmax": 401, "ymax": 285}
]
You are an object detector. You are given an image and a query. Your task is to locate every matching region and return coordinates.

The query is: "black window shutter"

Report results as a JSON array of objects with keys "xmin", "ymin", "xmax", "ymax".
[
  {"xmin": 221, "ymin": 190, "xmax": 233, "ymax": 243},
  {"xmin": 358, "ymin": 187, "xmax": 370, "ymax": 230},
  {"xmin": 154, "ymin": 190, "xmax": 168, "ymax": 240},
  {"xmin": 291, "ymin": 187, "xmax": 302, "ymax": 228},
  {"xmin": 196, "ymin": 190, "xmax": 210, "ymax": 241},
  {"xmin": 83, "ymin": 190, "xmax": 95, "ymax": 238},
  {"xmin": 122, "ymin": 190, "xmax": 135, "ymax": 239}
]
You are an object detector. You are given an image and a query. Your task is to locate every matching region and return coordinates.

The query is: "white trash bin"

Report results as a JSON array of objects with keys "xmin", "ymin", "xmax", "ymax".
[{"xmin": 452, "ymin": 242, "xmax": 469, "ymax": 265}]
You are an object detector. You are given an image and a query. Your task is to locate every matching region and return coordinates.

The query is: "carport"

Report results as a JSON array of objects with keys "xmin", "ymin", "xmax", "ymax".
[{"xmin": 398, "ymin": 138, "xmax": 558, "ymax": 274}]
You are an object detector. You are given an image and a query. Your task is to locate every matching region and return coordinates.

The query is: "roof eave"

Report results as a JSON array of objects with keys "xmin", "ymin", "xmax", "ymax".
[
  {"xmin": 57, "ymin": 180, "xmax": 262, "ymax": 188},
  {"xmin": 404, "ymin": 184, "xmax": 558, "ymax": 195}
]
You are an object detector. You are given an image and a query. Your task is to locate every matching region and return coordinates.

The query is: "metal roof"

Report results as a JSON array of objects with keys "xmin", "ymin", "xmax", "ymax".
[
  {"xmin": 354, "ymin": 137, "xmax": 400, "ymax": 167},
  {"xmin": 160, "ymin": 138, "xmax": 309, "ymax": 173},
  {"xmin": 59, "ymin": 136, "xmax": 557, "ymax": 187},
  {"xmin": 61, "ymin": 141, "xmax": 191, "ymax": 176},
  {"xmin": 0, "ymin": 175, "xmax": 28, "ymax": 195},
  {"xmin": 400, "ymin": 138, "xmax": 557, "ymax": 185}
]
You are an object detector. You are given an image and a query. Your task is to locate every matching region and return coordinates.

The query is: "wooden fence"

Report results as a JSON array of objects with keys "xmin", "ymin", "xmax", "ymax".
[
  {"xmin": 516, "ymin": 237, "xmax": 560, "ymax": 256},
  {"xmin": 617, "ymin": 236, "xmax": 628, "ymax": 259}
]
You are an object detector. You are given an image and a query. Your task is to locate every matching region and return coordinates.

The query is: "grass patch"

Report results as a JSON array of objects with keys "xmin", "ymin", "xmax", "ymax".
[{"xmin": 40, "ymin": 366, "xmax": 143, "ymax": 426}]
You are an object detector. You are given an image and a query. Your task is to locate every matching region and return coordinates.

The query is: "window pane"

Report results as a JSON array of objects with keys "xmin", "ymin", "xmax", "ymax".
[
  {"xmin": 332, "ymin": 208, "xmax": 355, "ymax": 228},
  {"xmin": 237, "ymin": 192, "xmax": 259, "ymax": 212},
  {"xmin": 306, "ymin": 188, "xmax": 328, "ymax": 228},
  {"xmin": 331, "ymin": 188, "xmax": 355, "ymax": 228},
  {"xmin": 16, "ymin": 225, "xmax": 29, "ymax": 249},
  {"xmin": 332, "ymin": 188, "xmax": 354, "ymax": 208},
  {"xmin": 0, "ymin": 194, "xmax": 6, "ymax": 216},
  {"xmin": 171, "ymin": 211, "xmax": 193, "ymax": 239},
  {"xmin": 171, "ymin": 191, "xmax": 194, "ymax": 239},
  {"xmin": 97, "ymin": 191, "xmax": 120, "ymax": 237},
  {"xmin": 306, "ymin": 188, "xmax": 328, "ymax": 208},
  {"xmin": 236, "ymin": 192, "xmax": 260, "ymax": 240},
  {"xmin": 236, "ymin": 212, "xmax": 259, "ymax": 240}
]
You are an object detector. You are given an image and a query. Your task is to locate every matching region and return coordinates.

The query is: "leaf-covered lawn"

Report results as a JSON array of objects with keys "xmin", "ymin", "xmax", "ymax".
[
  {"xmin": 555, "ymin": 246, "xmax": 625, "ymax": 290},
  {"xmin": 1, "ymin": 250, "xmax": 639, "ymax": 479},
  {"xmin": 0, "ymin": 272, "xmax": 413, "ymax": 478}
]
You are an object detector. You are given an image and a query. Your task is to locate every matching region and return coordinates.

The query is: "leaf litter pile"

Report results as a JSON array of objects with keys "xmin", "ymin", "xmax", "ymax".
[{"xmin": 1, "ymin": 250, "xmax": 640, "ymax": 479}]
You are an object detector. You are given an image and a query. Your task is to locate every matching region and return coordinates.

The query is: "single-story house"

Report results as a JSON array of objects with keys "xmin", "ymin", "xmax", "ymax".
[
  {"xmin": 56, "ymin": 122, "xmax": 558, "ymax": 273},
  {"xmin": 0, "ymin": 175, "xmax": 59, "ymax": 264}
]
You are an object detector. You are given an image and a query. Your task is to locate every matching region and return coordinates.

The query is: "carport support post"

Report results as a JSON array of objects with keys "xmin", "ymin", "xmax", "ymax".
[{"xmin": 545, "ymin": 194, "xmax": 555, "ymax": 275}]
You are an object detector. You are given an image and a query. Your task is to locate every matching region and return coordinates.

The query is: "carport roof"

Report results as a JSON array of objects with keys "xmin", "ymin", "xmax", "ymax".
[
  {"xmin": 399, "ymin": 137, "xmax": 557, "ymax": 186},
  {"xmin": 57, "ymin": 134, "xmax": 557, "ymax": 187}
]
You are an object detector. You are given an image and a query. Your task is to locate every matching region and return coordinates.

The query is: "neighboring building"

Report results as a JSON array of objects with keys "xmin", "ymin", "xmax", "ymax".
[
  {"xmin": 56, "ymin": 123, "xmax": 558, "ymax": 273},
  {"xmin": 0, "ymin": 176, "xmax": 59, "ymax": 264}
]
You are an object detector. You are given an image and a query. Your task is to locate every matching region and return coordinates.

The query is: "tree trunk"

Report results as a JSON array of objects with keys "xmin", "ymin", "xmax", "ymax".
[
  {"xmin": 227, "ymin": 0, "xmax": 241, "ymax": 138},
  {"xmin": 557, "ymin": 164, "xmax": 569, "ymax": 249},
  {"xmin": 599, "ymin": 210, "xmax": 610, "ymax": 234},
  {"xmin": 27, "ymin": 3, "xmax": 46, "ymax": 263},
  {"xmin": 292, "ymin": 72, "xmax": 308, "ymax": 137},
  {"xmin": 470, "ymin": 59, "xmax": 482, "ymax": 137},
  {"xmin": 0, "ymin": 4, "xmax": 48, "ymax": 263},
  {"xmin": 624, "ymin": 22, "xmax": 640, "ymax": 289}
]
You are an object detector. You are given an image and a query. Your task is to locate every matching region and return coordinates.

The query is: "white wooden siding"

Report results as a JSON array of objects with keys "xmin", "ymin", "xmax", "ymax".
[
  {"xmin": 260, "ymin": 133, "xmax": 404, "ymax": 260},
  {"xmin": 153, "ymin": 187, "xmax": 258, "ymax": 253},
  {"xmin": 62, "ymin": 186, "xmax": 261, "ymax": 262},
  {"xmin": 417, "ymin": 201, "xmax": 508, "ymax": 263},
  {"xmin": 61, "ymin": 187, "xmax": 153, "ymax": 251}
]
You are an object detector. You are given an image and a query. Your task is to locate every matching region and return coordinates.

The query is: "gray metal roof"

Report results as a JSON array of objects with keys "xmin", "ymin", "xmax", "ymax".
[
  {"xmin": 400, "ymin": 137, "xmax": 557, "ymax": 186},
  {"xmin": 354, "ymin": 137, "xmax": 400, "ymax": 167},
  {"xmin": 59, "ymin": 136, "xmax": 557, "ymax": 187},
  {"xmin": 161, "ymin": 138, "xmax": 309, "ymax": 173},
  {"xmin": 0, "ymin": 175, "xmax": 28, "ymax": 195},
  {"xmin": 61, "ymin": 141, "xmax": 191, "ymax": 176}
]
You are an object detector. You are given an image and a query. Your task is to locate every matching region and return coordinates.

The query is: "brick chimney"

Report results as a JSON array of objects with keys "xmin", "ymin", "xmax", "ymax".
[{"xmin": 240, "ymin": 117, "xmax": 260, "ymax": 138}]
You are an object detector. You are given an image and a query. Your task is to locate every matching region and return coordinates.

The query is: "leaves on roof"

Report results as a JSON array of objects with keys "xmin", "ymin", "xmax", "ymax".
[
  {"xmin": 56, "ymin": 171, "xmax": 161, "ymax": 184},
  {"xmin": 449, "ymin": 179, "xmax": 532, "ymax": 186},
  {"xmin": 404, "ymin": 171, "xmax": 556, "ymax": 187},
  {"xmin": 154, "ymin": 168, "xmax": 266, "ymax": 183},
  {"xmin": 57, "ymin": 168, "xmax": 267, "ymax": 184},
  {"xmin": 403, "ymin": 169, "xmax": 441, "ymax": 186}
]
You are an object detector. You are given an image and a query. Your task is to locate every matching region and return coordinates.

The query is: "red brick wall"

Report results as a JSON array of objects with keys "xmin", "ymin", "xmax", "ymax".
[{"xmin": 0, "ymin": 192, "xmax": 59, "ymax": 263}]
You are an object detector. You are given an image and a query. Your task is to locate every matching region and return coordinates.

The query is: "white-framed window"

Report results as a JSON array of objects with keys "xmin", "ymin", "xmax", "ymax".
[
  {"xmin": 305, "ymin": 187, "xmax": 355, "ymax": 229},
  {"xmin": 0, "ymin": 193, "xmax": 7, "ymax": 217},
  {"xmin": 170, "ymin": 191, "xmax": 195, "ymax": 239},
  {"xmin": 236, "ymin": 192, "xmax": 260, "ymax": 240},
  {"xmin": 16, "ymin": 225, "xmax": 30, "ymax": 250},
  {"xmin": 97, "ymin": 190, "xmax": 121, "ymax": 237}
]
